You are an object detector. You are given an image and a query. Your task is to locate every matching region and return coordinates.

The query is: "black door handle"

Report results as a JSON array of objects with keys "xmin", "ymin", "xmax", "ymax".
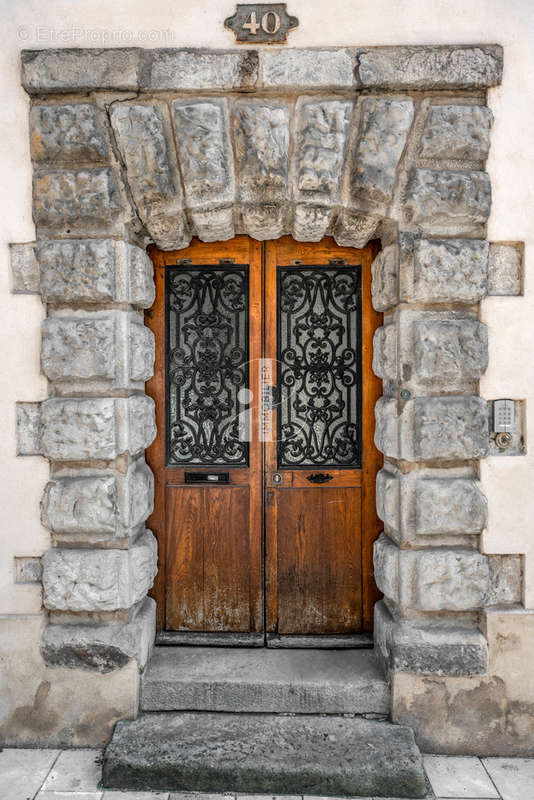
[{"xmin": 306, "ymin": 473, "xmax": 333, "ymax": 484}]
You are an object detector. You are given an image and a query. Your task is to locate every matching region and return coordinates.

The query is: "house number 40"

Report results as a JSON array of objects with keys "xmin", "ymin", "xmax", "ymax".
[{"xmin": 224, "ymin": 4, "xmax": 299, "ymax": 43}]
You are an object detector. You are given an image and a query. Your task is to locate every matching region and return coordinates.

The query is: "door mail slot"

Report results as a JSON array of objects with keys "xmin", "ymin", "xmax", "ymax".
[{"xmin": 184, "ymin": 472, "xmax": 230, "ymax": 484}]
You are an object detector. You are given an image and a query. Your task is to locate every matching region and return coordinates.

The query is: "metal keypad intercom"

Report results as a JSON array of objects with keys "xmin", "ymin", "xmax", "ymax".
[{"xmin": 493, "ymin": 399, "xmax": 514, "ymax": 450}]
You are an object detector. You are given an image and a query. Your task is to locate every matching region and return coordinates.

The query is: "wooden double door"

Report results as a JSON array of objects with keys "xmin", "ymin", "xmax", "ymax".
[{"xmin": 146, "ymin": 236, "xmax": 382, "ymax": 646}]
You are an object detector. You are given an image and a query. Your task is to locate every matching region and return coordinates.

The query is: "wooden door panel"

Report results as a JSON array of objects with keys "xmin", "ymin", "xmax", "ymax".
[
  {"xmin": 165, "ymin": 485, "xmax": 250, "ymax": 631},
  {"xmin": 276, "ymin": 487, "xmax": 362, "ymax": 635}
]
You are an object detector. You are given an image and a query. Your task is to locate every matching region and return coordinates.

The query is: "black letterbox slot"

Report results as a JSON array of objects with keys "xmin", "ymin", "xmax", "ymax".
[{"xmin": 184, "ymin": 472, "xmax": 230, "ymax": 484}]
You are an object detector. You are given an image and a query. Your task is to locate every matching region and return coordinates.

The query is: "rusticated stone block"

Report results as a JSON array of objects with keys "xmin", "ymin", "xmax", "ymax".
[
  {"xmin": 21, "ymin": 48, "xmax": 142, "ymax": 93},
  {"xmin": 488, "ymin": 243, "xmax": 523, "ymax": 296},
  {"xmin": 33, "ymin": 168, "xmax": 125, "ymax": 230},
  {"xmin": 376, "ymin": 465, "xmax": 487, "ymax": 544},
  {"xmin": 30, "ymin": 103, "xmax": 111, "ymax": 163},
  {"xmin": 34, "ymin": 395, "xmax": 155, "ymax": 461},
  {"xmin": 401, "ymin": 238, "xmax": 488, "ymax": 304},
  {"xmin": 110, "ymin": 103, "xmax": 189, "ymax": 251},
  {"xmin": 350, "ymin": 98, "xmax": 414, "ymax": 212},
  {"xmin": 41, "ymin": 596, "xmax": 156, "ymax": 673},
  {"xmin": 147, "ymin": 49, "xmax": 258, "ymax": 91},
  {"xmin": 419, "ymin": 105, "xmax": 492, "ymax": 161},
  {"xmin": 241, "ymin": 205, "xmax": 285, "ymax": 241},
  {"xmin": 374, "ymin": 533, "xmax": 490, "ymax": 611},
  {"xmin": 293, "ymin": 205, "xmax": 332, "ymax": 243},
  {"xmin": 15, "ymin": 557, "xmax": 43, "ymax": 584},
  {"xmin": 487, "ymin": 556, "xmax": 522, "ymax": 606},
  {"xmin": 373, "ymin": 323, "xmax": 397, "ymax": 383},
  {"xmin": 16, "ymin": 402, "xmax": 41, "ymax": 456},
  {"xmin": 171, "ymin": 99, "xmax": 234, "ymax": 241},
  {"xmin": 404, "ymin": 169, "xmax": 491, "ymax": 235},
  {"xmin": 41, "ymin": 310, "xmax": 154, "ymax": 390},
  {"xmin": 355, "ymin": 45, "xmax": 503, "ymax": 90},
  {"xmin": 374, "ymin": 600, "xmax": 488, "ymax": 677},
  {"xmin": 262, "ymin": 48, "xmax": 353, "ymax": 88},
  {"xmin": 374, "ymin": 397, "xmax": 400, "ymax": 459},
  {"xmin": 371, "ymin": 244, "xmax": 398, "ymax": 311},
  {"xmin": 334, "ymin": 210, "xmax": 379, "ymax": 249},
  {"xmin": 9, "ymin": 243, "xmax": 40, "ymax": 294},
  {"xmin": 41, "ymin": 529, "xmax": 157, "ymax": 612},
  {"xmin": 41, "ymin": 460, "xmax": 154, "ymax": 542},
  {"xmin": 38, "ymin": 239, "xmax": 154, "ymax": 307}
]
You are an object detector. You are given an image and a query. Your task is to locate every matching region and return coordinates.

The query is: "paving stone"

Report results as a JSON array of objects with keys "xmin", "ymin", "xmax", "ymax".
[
  {"xmin": 30, "ymin": 103, "xmax": 111, "ymax": 163},
  {"xmin": 419, "ymin": 105, "xmax": 492, "ymax": 161},
  {"xmin": 355, "ymin": 45, "xmax": 503, "ymax": 89},
  {"xmin": 42, "ymin": 748, "xmax": 103, "ymax": 792},
  {"xmin": 402, "ymin": 238, "xmax": 488, "ymax": 304},
  {"xmin": 350, "ymin": 98, "xmax": 414, "ymax": 212},
  {"xmin": 262, "ymin": 48, "xmax": 353, "ymax": 88},
  {"xmin": 0, "ymin": 747, "xmax": 60, "ymax": 800},
  {"xmin": 33, "ymin": 168, "xmax": 125, "ymax": 230},
  {"xmin": 423, "ymin": 755, "xmax": 499, "ymax": 798},
  {"xmin": 147, "ymin": 50, "xmax": 258, "ymax": 91},
  {"xmin": 482, "ymin": 757, "xmax": 534, "ymax": 800},
  {"xmin": 41, "ymin": 530, "xmax": 157, "ymax": 612},
  {"xmin": 488, "ymin": 243, "xmax": 523, "ymax": 295},
  {"xmin": 9, "ymin": 242, "xmax": 40, "ymax": 293},
  {"xmin": 404, "ymin": 169, "xmax": 491, "ymax": 235},
  {"xmin": 22, "ymin": 47, "xmax": 142, "ymax": 93},
  {"xmin": 37, "ymin": 793, "xmax": 102, "ymax": 800},
  {"xmin": 103, "ymin": 712, "xmax": 427, "ymax": 797},
  {"xmin": 104, "ymin": 793, "xmax": 169, "ymax": 799}
]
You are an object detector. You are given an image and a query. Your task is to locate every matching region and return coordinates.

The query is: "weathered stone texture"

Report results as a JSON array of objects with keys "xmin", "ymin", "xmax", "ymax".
[
  {"xmin": 41, "ymin": 596, "xmax": 156, "ymax": 673},
  {"xmin": 371, "ymin": 244, "xmax": 398, "ymax": 311},
  {"xmin": 38, "ymin": 239, "xmax": 154, "ymax": 307},
  {"xmin": 16, "ymin": 402, "xmax": 41, "ymax": 456},
  {"xmin": 147, "ymin": 50, "xmax": 258, "ymax": 91},
  {"xmin": 334, "ymin": 210, "xmax": 379, "ymax": 249},
  {"xmin": 15, "ymin": 557, "xmax": 43, "ymax": 584},
  {"xmin": 41, "ymin": 460, "xmax": 154, "ymax": 541},
  {"xmin": 419, "ymin": 105, "xmax": 492, "ymax": 161},
  {"xmin": 488, "ymin": 243, "xmax": 523, "ymax": 295},
  {"xmin": 402, "ymin": 238, "xmax": 488, "ymax": 304},
  {"xmin": 374, "ymin": 533, "xmax": 490, "ymax": 611},
  {"xmin": 110, "ymin": 103, "xmax": 189, "ymax": 250},
  {"xmin": 486, "ymin": 556, "xmax": 522, "ymax": 606},
  {"xmin": 30, "ymin": 103, "xmax": 111, "ymax": 163},
  {"xmin": 233, "ymin": 101, "xmax": 290, "ymax": 203},
  {"xmin": 129, "ymin": 320, "xmax": 155, "ymax": 382},
  {"xmin": 373, "ymin": 323, "xmax": 397, "ymax": 382},
  {"xmin": 262, "ymin": 49, "xmax": 353, "ymax": 88},
  {"xmin": 375, "ymin": 600, "xmax": 488, "ymax": 677},
  {"xmin": 41, "ymin": 530, "xmax": 157, "ymax": 612},
  {"xmin": 412, "ymin": 314, "xmax": 488, "ymax": 387},
  {"xmin": 293, "ymin": 205, "xmax": 332, "ymax": 243},
  {"xmin": 350, "ymin": 98, "xmax": 414, "ymax": 212},
  {"xmin": 355, "ymin": 45, "xmax": 503, "ymax": 90},
  {"xmin": 404, "ymin": 169, "xmax": 491, "ymax": 234},
  {"xmin": 9, "ymin": 243, "xmax": 40, "ymax": 294},
  {"xmin": 21, "ymin": 48, "xmax": 142, "ymax": 93},
  {"xmin": 33, "ymin": 168, "xmax": 124, "ymax": 229}
]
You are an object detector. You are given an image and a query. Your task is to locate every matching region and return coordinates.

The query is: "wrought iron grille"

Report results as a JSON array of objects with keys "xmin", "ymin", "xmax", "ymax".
[
  {"xmin": 277, "ymin": 265, "xmax": 362, "ymax": 469},
  {"xmin": 165, "ymin": 265, "xmax": 249, "ymax": 466}
]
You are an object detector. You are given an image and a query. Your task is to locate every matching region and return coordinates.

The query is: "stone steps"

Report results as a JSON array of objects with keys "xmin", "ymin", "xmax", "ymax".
[
  {"xmin": 102, "ymin": 711, "xmax": 428, "ymax": 798},
  {"xmin": 141, "ymin": 646, "xmax": 390, "ymax": 715}
]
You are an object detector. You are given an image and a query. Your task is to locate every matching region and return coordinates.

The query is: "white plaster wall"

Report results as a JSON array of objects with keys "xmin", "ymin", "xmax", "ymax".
[{"xmin": 0, "ymin": 0, "xmax": 533, "ymax": 617}]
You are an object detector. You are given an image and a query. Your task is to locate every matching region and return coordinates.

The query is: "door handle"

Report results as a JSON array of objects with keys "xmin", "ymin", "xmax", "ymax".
[{"xmin": 306, "ymin": 473, "xmax": 333, "ymax": 484}]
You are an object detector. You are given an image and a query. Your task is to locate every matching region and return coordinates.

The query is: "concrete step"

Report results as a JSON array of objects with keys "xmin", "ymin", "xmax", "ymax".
[
  {"xmin": 141, "ymin": 646, "xmax": 390, "ymax": 714},
  {"xmin": 103, "ymin": 711, "xmax": 428, "ymax": 798}
]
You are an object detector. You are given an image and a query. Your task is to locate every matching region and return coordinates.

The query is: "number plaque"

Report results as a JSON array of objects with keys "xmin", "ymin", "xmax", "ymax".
[{"xmin": 225, "ymin": 3, "xmax": 298, "ymax": 43}]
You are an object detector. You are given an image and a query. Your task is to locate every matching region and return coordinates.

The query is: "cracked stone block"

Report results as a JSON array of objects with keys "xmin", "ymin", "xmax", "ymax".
[
  {"xmin": 21, "ymin": 48, "xmax": 143, "ymax": 94},
  {"xmin": 41, "ymin": 460, "xmax": 154, "ymax": 542},
  {"xmin": 374, "ymin": 395, "xmax": 489, "ymax": 461},
  {"xmin": 147, "ymin": 49, "xmax": 258, "ymax": 91},
  {"xmin": 371, "ymin": 244, "xmax": 398, "ymax": 311},
  {"xmin": 9, "ymin": 243, "xmax": 40, "ymax": 293},
  {"xmin": 38, "ymin": 239, "xmax": 154, "ymax": 307},
  {"xmin": 41, "ymin": 596, "xmax": 156, "ymax": 673},
  {"xmin": 34, "ymin": 395, "xmax": 155, "ymax": 462},
  {"xmin": 110, "ymin": 103, "xmax": 189, "ymax": 251},
  {"xmin": 374, "ymin": 600, "xmax": 488, "ymax": 677},
  {"xmin": 262, "ymin": 48, "xmax": 353, "ymax": 88},
  {"xmin": 355, "ymin": 45, "xmax": 503, "ymax": 90},
  {"xmin": 30, "ymin": 103, "xmax": 111, "ymax": 163},
  {"xmin": 15, "ymin": 557, "xmax": 43, "ymax": 584},
  {"xmin": 376, "ymin": 465, "xmax": 487, "ymax": 544},
  {"xmin": 488, "ymin": 243, "xmax": 523, "ymax": 295},
  {"xmin": 33, "ymin": 168, "xmax": 125, "ymax": 230},
  {"xmin": 350, "ymin": 98, "xmax": 414, "ymax": 212},
  {"xmin": 374, "ymin": 533, "xmax": 490, "ymax": 611},
  {"xmin": 404, "ymin": 169, "xmax": 491, "ymax": 235},
  {"xmin": 41, "ymin": 310, "xmax": 154, "ymax": 391},
  {"xmin": 334, "ymin": 209, "xmax": 379, "ymax": 249},
  {"xmin": 16, "ymin": 402, "xmax": 42, "ymax": 456},
  {"xmin": 419, "ymin": 105, "xmax": 492, "ymax": 161},
  {"xmin": 233, "ymin": 101, "xmax": 290, "ymax": 209},
  {"xmin": 401, "ymin": 238, "xmax": 489, "ymax": 304},
  {"xmin": 41, "ymin": 529, "xmax": 157, "ymax": 612}
]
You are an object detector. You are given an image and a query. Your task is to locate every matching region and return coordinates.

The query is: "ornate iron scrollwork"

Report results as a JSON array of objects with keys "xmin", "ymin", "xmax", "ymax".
[
  {"xmin": 166, "ymin": 265, "xmax": 249, "ymax": 466},
  {"xmin": 277, "ymin": 266, "xmax": 362, "ymax": 469}
]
